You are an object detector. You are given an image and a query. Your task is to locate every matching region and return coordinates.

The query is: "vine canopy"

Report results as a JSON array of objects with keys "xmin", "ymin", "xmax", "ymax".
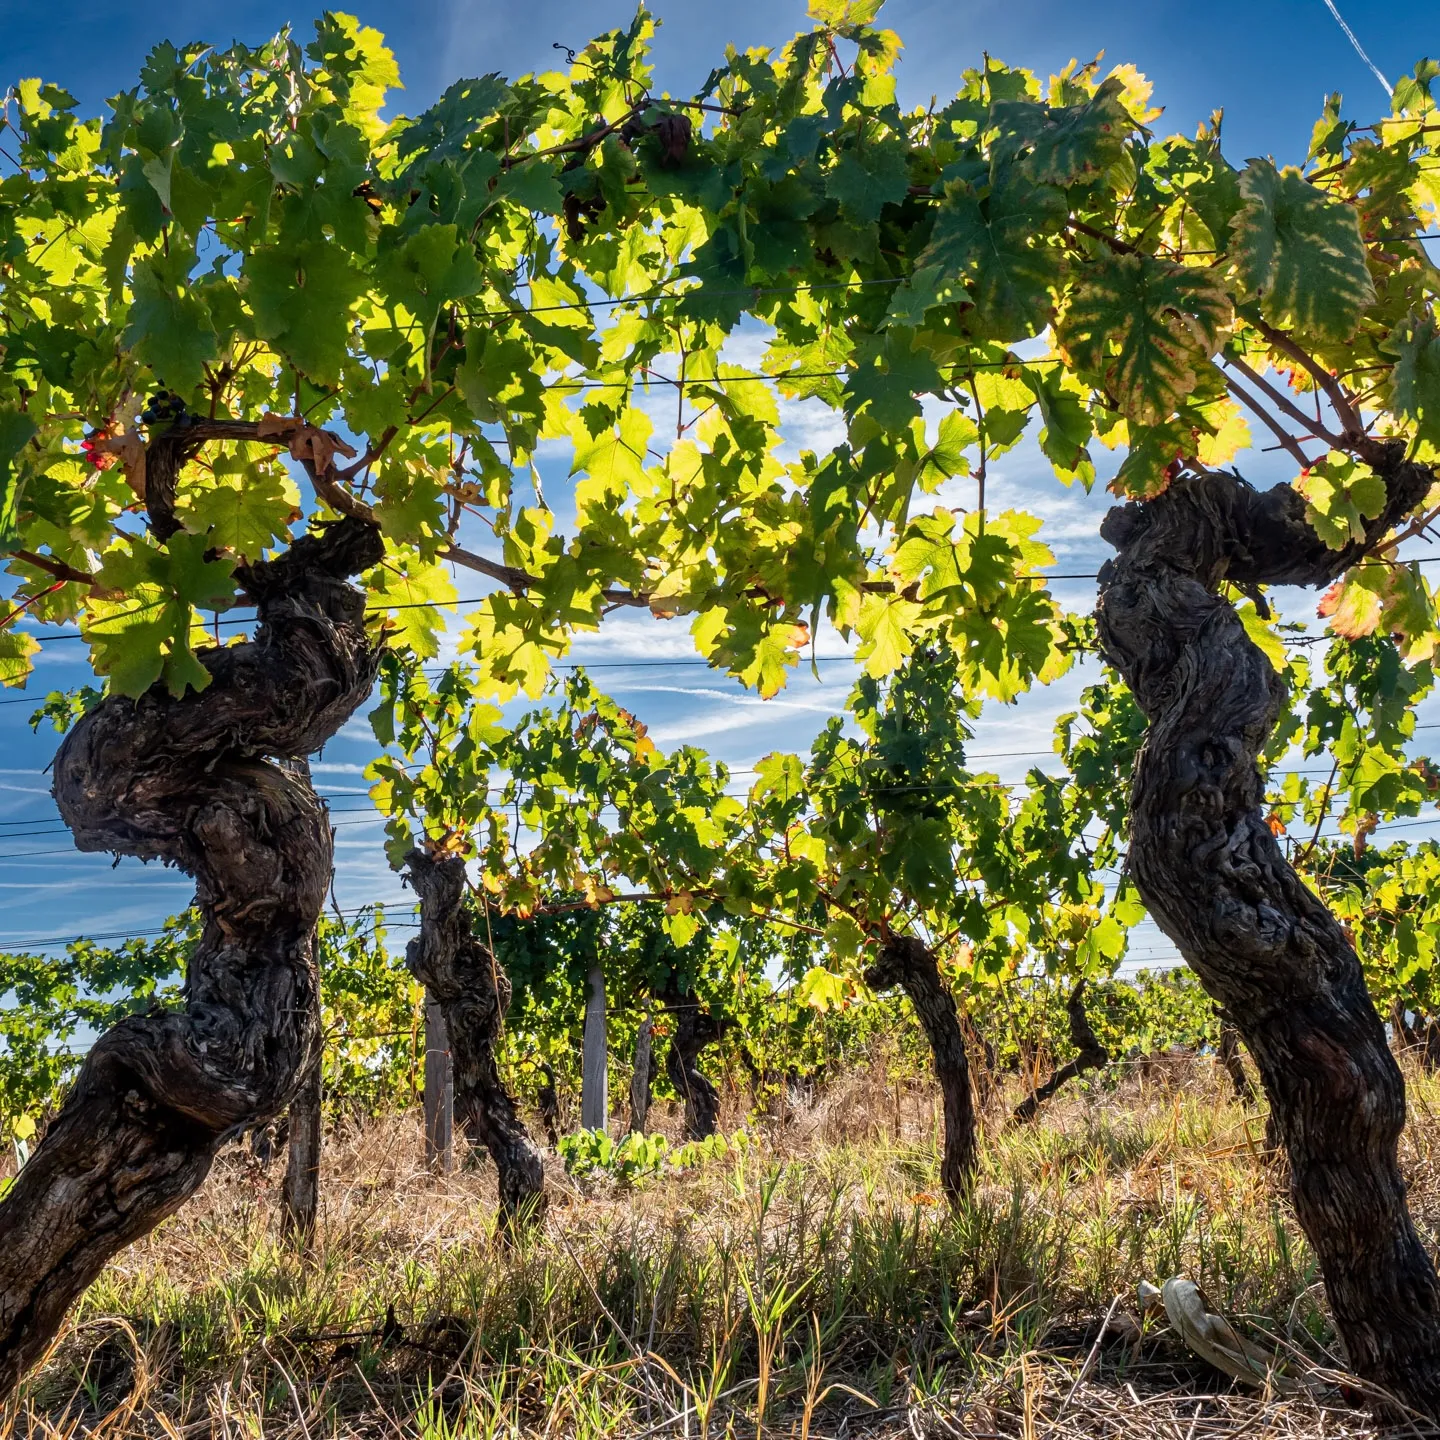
[{"xmin": 2, "ymin": 4, "xmax": 1439, "ymax": 701}]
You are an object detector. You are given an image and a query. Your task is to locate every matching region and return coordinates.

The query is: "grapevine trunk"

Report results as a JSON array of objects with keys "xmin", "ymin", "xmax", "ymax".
[
  {"xmin": 662, "ymin": 987, "xmax": 727, "ymax": 1141},
  {"xmin": 1095, "ymin": 448, "xmax": 1440, "ymax": 1418},
  {"xmin": 403, "ymin": 851, "xmax": 545, "ymax": 1222},
  {"xmin": 630, "ymin": 1009, "xmax": 654, "ymax": 1133},
  {"xmin": 1011, "ymin": 980, "xmax": 1108, "ymax": 1125},
  {"xmin": 865, "ymin": 935, "xmax": 976, "ymax": 1199},
  {"xmin": 0, "ymin": 517, "xmax": 382, "ymax": 1397}
]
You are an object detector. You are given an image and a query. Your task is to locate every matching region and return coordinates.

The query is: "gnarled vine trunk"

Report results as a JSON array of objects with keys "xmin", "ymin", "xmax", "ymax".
[
  {"xmin": 403, "ymin": 851, "xmax": 545, "ymax": 1222},
  {"xmin": 1011, "ymin": 980, "xmax": 1108, "ymax": 1125},
  {"xmin": 0, "ymin": 516, "xmax": 383, "ymax": 1397},
  {"xmin": 662, "ymin": 986, "xmax": 728, "ymax": 1141},
  {"xmin": 865, "ymin": 935, "xmax": 975, "ymax": 1200},
  {"xmin": 1095, "ymin": 446, "xmax": 1440, "ymax": 1416}
]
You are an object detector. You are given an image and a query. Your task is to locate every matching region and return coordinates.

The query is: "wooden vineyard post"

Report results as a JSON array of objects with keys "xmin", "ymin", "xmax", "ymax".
[
  {"xmin": 424, "ymin": 994, "xmax": 454, "ymax": 1173},
  {"xmin": 630, "ymin": 1005, "xmax": 654, "ymax": 1133},
  {"xmin": 581, "ymin": 965, "xmax": 609, "ymax": 1133},
  {"xmin": 281, "ymin": 1053, "xmax": 323, "ymax": 1246}
]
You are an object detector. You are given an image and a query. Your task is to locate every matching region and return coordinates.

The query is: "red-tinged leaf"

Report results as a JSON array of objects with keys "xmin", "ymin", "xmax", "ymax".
[{"xmin": 1318, "ymin": 573, "xmax": 1383, "ymax": 638}]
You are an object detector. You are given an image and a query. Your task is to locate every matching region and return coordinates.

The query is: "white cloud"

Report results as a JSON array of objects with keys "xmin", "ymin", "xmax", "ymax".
[{"xmin": 648, "ymin": 690, "xmax": 846, "ymax": 747}]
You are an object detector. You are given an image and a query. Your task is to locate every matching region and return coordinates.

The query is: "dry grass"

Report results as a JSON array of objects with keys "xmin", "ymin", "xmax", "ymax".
[{"xmin": 7, "ymin": 1050, "xmax": 1440, "ymax": 1438}]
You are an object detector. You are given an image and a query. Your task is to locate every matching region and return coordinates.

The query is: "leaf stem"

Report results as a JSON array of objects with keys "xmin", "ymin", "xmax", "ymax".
[
  {"xmin": 1223, "ymin": 376, "xmax": 1316, "ymax": 470},
  {"xmin": 7, "ymin": 550, "xmax": 101, "ymax": 591},
  {"xmin": 1250, "ymin": 319, "xmax": 1363, "ymax": 437},
  {"xmin": 1224, "ymin": 355, "xmax": 1344, "ymax": 448}
]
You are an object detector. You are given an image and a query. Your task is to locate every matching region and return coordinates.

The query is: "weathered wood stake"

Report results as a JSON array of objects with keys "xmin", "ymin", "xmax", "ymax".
[
  {"xmin": 629, "ymin": 1006, "xmax": 654, "ymax": 1133},
  {"xmin": 581, "ymin": 965, "xmax": 609, "ymax": 1132},
  {"xmin": 281, "ymin": 1052, "xmax": 323, "ymax": 1244},
  {"xmin": 423, "ymin": 995, "xmax": 454, "ymax": 1172}
]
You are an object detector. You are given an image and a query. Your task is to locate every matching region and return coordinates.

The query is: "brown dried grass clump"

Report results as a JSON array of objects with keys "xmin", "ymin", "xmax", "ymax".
[{"xmin": 6, "ymin": 1049, "xmax": 1440, "ymax": 1438}]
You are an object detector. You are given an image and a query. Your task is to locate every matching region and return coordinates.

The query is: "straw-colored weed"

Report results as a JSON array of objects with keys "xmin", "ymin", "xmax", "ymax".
[{"xmin": 8, "ymin": 1050, "xmax": 1440, "ymax": 1437}]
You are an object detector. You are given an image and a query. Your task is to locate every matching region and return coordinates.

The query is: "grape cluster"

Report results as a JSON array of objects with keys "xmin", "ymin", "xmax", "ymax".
[{"xmin": 139, "ymin": 389, "xmax": 195, "ymax": 430}]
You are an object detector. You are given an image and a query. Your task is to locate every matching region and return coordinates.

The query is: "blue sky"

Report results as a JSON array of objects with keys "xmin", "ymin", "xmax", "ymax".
[
  {"xmin": 0, "ymin": 0, "xmax": 1436, "ymax": 961},
  {"xmin": 3, "ymin": 0, "xmax": 1430, "ymax": 162}
]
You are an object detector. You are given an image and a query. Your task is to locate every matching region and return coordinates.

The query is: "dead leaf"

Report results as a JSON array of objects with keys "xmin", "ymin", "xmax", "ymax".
[
  {"xmin": 90, "ymin": 429, "xmax": 147, "ymax": 499},
  {"xmin": 1157, "ymin": 1277, "xmax": 1303, "ymax": 1393},
  {"xmin": 258, "ymin": 413, "xmax": 358, "ymax": 477}
]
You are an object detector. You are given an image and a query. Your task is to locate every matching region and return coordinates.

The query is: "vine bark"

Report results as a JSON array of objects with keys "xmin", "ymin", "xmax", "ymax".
[
  {"xmin": 403, "ymin": 851, "xmax": 546, "ymax": 1222},
  {"xmin": 865, "ymin": 934, "xmax": 976, "ymax": 1200},
  {"xmin": 661, "ymin": 984, "xmax": 728, "ymax": 1141},
  {"xmin": 1011, "ymin": 980, "xmax": 1108, "ymax": 1125},
  {"xmin": 629, "ymin": 1008, "xmax": 656, "ymax": 1133},
  {"xmin": 1095, "ymin": 444, "xmax": 1440, "ymax": 1416},
  {"xmin": 0, "ymin": 515, "xmax": 383, "ymax": 1396}
]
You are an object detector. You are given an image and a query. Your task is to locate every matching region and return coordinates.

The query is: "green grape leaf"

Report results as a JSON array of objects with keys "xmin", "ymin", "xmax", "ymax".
[
  {"xmin": 1110, "ymin": 417, "xmax": 1190, "ymax": 499},
  {"xmin": 367, "ymin": 553, "xmax": 458, "ymax": 659},
  {"xmin": 572, "ymin": 405, "xmax": 653, "ymax": 516},
  {"xmin": 825, "ymin": 141, "xmax": 910, "ymax": 225},
  {"xmin": 0, "ymin": 630, "xmax": 40, "ymax": 689},
  {"xmin": 916, "ymin": 410, "xmax": 976, "ymax": 491},
  {"xmin": 796, "ymin": 964, "xmax": 852, "ymax": 1010},
  {"xmin": 822, "ymin": 914, "xmax": 866, "ymax": 962},
  {"xmin": 463, "ymin": 593, "xmax": 567, "ymax": 698},
  {"xmin": 307, "ymin": 13, "xmax": 400, "ymax": 138},
  {"xmin": 490, "ymin": 161, "xmax": 565, "ymax": 215},
  {"xmin": 1026, "ymin": 369, "xmax": 1094, "ymax": 483},
  {"xmin": 124, "ymin": 253, "xmax": 218, "ymax": 395},
  {"xmin": 1296, "ymin": 453, "xmax": 1387, "ymax": 549},
  {"xmin": 1059, "ymin": 251, "xmax": 1232, "ymax": 424},
  {"xmin": 1237, "ymin": 599, "xmax": 1287, "ymax": 673},
  {"xmin": 374, "ymin": 460, "xmax": 448, "ymax": 552},
  {"xmin": 808, "ymin": 0, "xmax": 883, "ymax": 24},
  {"xmin": 663, "ymin": 909, "xmax": 701, "ymax": 947},
  {"xmin": 242, "ymin": 242, "xmax": 367, "ymax": 387},
  {"xmin": 846, "ymin": 327, "xmax": 944, "ymax": 427},
  {"xmin": 1194, "ymin": 400, "xmax": 1250, "ymax": 467},
  {"xmin": 1229, "ymin": 158, "xmax": 1376, "ymax": 340},
  {"xmin": 88, "ymin": 533, "xmax": 236, "ymax": 697},
  {"xmin": 853, "ymin": 591, "xmax": 920, "ymax": 677},
  {"xmin": 692, "ymin": 608, "xmax": 807, "ymax": 699},
  {"xmin": 84, "ymin": 594, "xmax": 172, "ymax": 697},
  {"xmin": 1320, "ymin": 564, "xmax": 1438, "ymax": 663},
  {"xmin": 177, "ymin": 462, "xmax": 299, "ymax": 560},
  {"xmin": 1380, "ymin": 566, "xmax": 1440, "ymax": 664},
  {"xmin": 994, "ymin": 77, "xmax": 1135, "ymax": 187},
  {"xmin": 0, "ymin": 408, "xmax": 38, "ymax": 545},
  {"xmin": 908, "ymin": 172, "xmax": 1066, "ymax": 339},
  {"xmin": 380, "ymin": 222, "xmax": 487, "ymax": 328},
  {"xmin": 1387, "ymin": 307, "xmax": 1440, "ymax": 450}
]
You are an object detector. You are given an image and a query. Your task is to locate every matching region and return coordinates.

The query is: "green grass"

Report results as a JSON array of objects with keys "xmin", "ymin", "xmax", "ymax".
[{"xmin": 7, "ymin": 1051, "xmax": 1436, "ymax": 1437}]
